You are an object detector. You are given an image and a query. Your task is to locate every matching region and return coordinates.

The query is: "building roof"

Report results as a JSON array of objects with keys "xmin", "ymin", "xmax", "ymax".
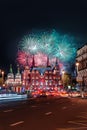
[
  {"xmin": 77, "ymin": 43, "xmax": 87, "ymax": 51},
  {"xmin": 31, "ymin": 66, "xmax": 53, "ymax": 74}
]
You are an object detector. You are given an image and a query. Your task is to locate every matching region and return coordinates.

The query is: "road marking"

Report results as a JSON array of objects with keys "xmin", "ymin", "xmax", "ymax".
[
  {"xmin": 22, "ymin": 102, "xmax": 26, "ymax": 104},
  {"xmin": 46, "ymin": 102, "xmax": 50, "ymax": 104},
  {"xmin": 56, "ymin": 127, "xmax": 87, "ymax": 130},
  {"xmin": 56, "ymin": 128, "xmax": 70, "ymax": 130},
  {"xmin": 72, "ymin": 104, "xmax": 75, "ymax": 105},
  {"xmin": 68, "ymin": 121, "xmax": 87, "ymax": 126},
  {"xmin": 10, "ymin": 121, "xmax": 24, "ymax": 126},
  {"xmin": 62, "ymin": 106, "xmax": 67, "ymax": 109},
  {"xmin": 77, "ymin": 116, "xmax": 87, "ymax": 119},
  {"xmin": 45, "ymin": 112, "xmax": 52, "ymax": 115},
  {"xmin": 81, "ymin": 112, "xmax": 87, "ymax": 114},
  {"xmin": 31, "ymin": 105, "xmax": 37, "ymax": 108},
  {"xmin": 3, "ymin": 109, "xmax": 13, "ymax": 112},
  {"xmin": 75, "ymin": 120, "xmax": 87, "ymax": 122}
]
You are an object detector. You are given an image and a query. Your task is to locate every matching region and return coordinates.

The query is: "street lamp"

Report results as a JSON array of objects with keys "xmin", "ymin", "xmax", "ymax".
[
  {"xmin": 75, "ymin": 61, "xmax": 80, "ymax": 85},
  {"xmin": 81, "ymin": 76, "xmax": 85, "ymax": 98},
  {"xmin": 2, "ymin": 71, "xmax": 4, "ymax": 85},
  {"xmin": 62, "ymin": 70, "xmax": 65, "ymax": 75},
  {"xmin": 76, "ymin": 62, "xmax": 79, "ymax": 74},
  {"xmin": 62, "ymin": 70, "xmax": 65, "ymax": 88}
]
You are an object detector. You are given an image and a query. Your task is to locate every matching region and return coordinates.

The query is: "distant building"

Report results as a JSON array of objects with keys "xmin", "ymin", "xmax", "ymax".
[
  {"xmin": 15, "ymin": 65, "xmax": 21, "ymax": 85},
  {"xmin": 76, "ymin": 44, "xmax": 87, "ymax": 88},
  {"xmin": 5, "ymin": 65, "xmax": 21, "ymax": 87},
  {"xmin": 5, "ymin": 64, "xmax": 15, "ymax": 86}
]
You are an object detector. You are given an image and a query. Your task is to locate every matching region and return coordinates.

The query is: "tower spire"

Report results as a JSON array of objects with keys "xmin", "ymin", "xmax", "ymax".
[
  {"xmin": 47, "ymin": 56, "xmax": 49, "ymax": 67},
  {"xmin": 17, "ymin": 64, "xmax": 20, "ymax": 73},
  {"xmin": 55, "ymin": 57, "xmax": 59, "ymax": 69},
  {"xmin": 32, "ymin": 54, "xmax": 35, "ymax": 67},
  {"xmin": 26, "ymin": 55, "xmax": 28, "ymax": 66},
  {"xmin": 56, "ymin": 57, "xmax": 58, "ymax": 65},
  {"xmin": 10, "ymin": 64, "xmax": 13, "ymax": 73}
]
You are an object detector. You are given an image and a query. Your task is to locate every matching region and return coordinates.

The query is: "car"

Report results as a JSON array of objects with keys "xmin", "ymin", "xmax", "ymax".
[
  {"xmin": 59, "ymin": 90, "xmax": 68, "ymax": 97},
  {"xmin": 68, "ymin": 89, "xmax": 80, "ymax": 97}
]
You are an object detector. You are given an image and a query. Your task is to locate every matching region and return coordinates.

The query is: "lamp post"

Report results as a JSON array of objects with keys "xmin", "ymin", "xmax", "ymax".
[
  {"xmin": 76, "ymin": 62, "xmax": 79, "ymax": 74},
  {"xmin": 76, "ymin": 61, "xmax": 85, "ymax": 98},
  {"xmin": 75, "ymin": 62, "xmax": 79, "ymax": 84},
  {"xmin": 81, "ymin": 76, "xmax": 85, "ymax": 98},
  {"xmin": 62, "ymin": 70, "xmax": 65, "ymax": 88},
  {"xmin": 2, "ymin": 71, "xmax": 4, "ymax": 85}
]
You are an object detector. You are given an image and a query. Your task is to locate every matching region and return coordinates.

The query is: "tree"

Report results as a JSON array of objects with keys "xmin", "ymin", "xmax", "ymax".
[{"xmin": 62, "ymin": 72, "xmax": 71, "ymax": 88}]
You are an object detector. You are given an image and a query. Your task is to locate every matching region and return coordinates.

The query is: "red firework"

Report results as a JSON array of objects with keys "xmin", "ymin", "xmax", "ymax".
[
  {"xmin": 17, "ymin": 51, "xmax": 32, "ymax": 67},
  {"xmin": 35, "ymin": 52, "xmax": 47, "ymax": 66}
]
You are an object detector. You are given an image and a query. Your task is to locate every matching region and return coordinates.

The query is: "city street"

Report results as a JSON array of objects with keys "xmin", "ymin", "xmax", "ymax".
[
  {"xmin": 0, "ymin": 0, "xmax": 87, "ymax": 130},
  {"xmin": 0, "ymin": 97, "xmax": 87, "ymax": 130}
]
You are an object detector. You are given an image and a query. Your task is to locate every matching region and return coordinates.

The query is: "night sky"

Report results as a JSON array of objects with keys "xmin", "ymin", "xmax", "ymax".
[{"xmin": 0, "ymin": 0, "xmax": 87, "ymax": 73}]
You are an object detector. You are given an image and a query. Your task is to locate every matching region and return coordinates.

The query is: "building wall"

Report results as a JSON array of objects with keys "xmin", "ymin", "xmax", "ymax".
[
  {"xmin": 22, "ymin": 66, "xmax": 61, "ymax": 91},
  {"xmin": 76, "ymin": 44, "xmax": 87, "ymax": 87}
]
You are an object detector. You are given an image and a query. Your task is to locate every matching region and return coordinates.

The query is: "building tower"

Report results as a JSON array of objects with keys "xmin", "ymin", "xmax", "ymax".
[
  {"xmin": 6, "ymin": 64, "xmax": 14, "ymax": 86},
  {"xmin": 15, "ymin": 65, "xmax": 22, "ymax": 86},
  {"xmin": 53, "ymin": 58, "xmax": 61, "ymax": 88},
  {"xmin": 32, "ymin": 54, "xmax": 35, "ymax": 68},
  {"xmin": 47, "ymin": 56, "xmax": 50, "ymax": 67},
  {"xmin": 22, "ymin": 55, "xmax": 30, "ymax": 88}
]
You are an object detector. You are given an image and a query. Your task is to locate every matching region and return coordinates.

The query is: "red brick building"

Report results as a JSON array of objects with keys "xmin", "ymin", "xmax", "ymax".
[{"xmin": 22, "ymin": 57, "xmax": 62, "ymax": 91}]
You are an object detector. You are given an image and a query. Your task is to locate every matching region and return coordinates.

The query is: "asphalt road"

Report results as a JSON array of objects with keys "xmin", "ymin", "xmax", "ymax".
[{"xmin": 0, "ymin": 96, "xmax": 87, "ymax": 130}]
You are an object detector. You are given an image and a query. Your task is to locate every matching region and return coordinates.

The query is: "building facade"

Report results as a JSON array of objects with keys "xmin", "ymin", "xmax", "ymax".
[
  {"xmin": 6, "ymin": 65, "xmax": 22, "ymax": 87},
  {"xmin": 5, "ymin": 58, "xmax": 62, "ymax": 93},
  {"xmin": 22, "ymin": 58, "xmax": 62, "ymax": 91},
  {"xmin": 76, "ymin": 44, "xmax": 87, "ymax": 88}
]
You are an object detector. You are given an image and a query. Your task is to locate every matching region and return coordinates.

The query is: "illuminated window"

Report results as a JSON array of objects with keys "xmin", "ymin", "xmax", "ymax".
[
  {"xmin": 36, "ymin": 82, "xmax": 39, "ymax": 85},
  {"xmin": 40, "ymin": 82, "xmax": 43, "ymax": 85},
  {"xmin": 53, "ymin": 70, "xmax": 56, "ymax": 74},
  {"xmin": 32, "ymin": 83, "xmax": 34, "ymax": 85},
  {"xmin": 46, "ymin": 82, "xmax": 48, "ymax": 85},
  {"xmin": 32, "ymin": 70, "xmax": 35, "ymax": 73},
  {"xmin": 45, "ymin": 76, "xmax": 48, "ymax": 79},
  {"xmin": 36, "ymin": 77, "xmax": 39, "ymax": 79},
  {"xmin": 53, "ymin": 76, "xmax": 55, "ymax": 79},
  {"xmin": 49, "ymin": 83, "xmax": 52, "ymax": 85},
  {"xmin": 49, "ymin": 76, "xmax": 52, "ymax": 79}
]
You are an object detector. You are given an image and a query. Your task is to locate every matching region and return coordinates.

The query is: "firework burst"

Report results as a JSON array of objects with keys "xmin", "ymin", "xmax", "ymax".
[
  {"xmin": 53, "ymin": 34, "xmax": 77, "ymax": 62},
  {"xmin": 35, "ymin": 52, "xmax": 47, "ymax": 66},
  {"xmin": 17, "ymin": 51, "xmax": 32, "ymax": 67},
  {"xmin": 19, "ymin": 34, "xmax": 42, "ymax": 55},
  {"xmin": 17, "ymin": 30, "xmax": 77, "ymax": 66}
]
